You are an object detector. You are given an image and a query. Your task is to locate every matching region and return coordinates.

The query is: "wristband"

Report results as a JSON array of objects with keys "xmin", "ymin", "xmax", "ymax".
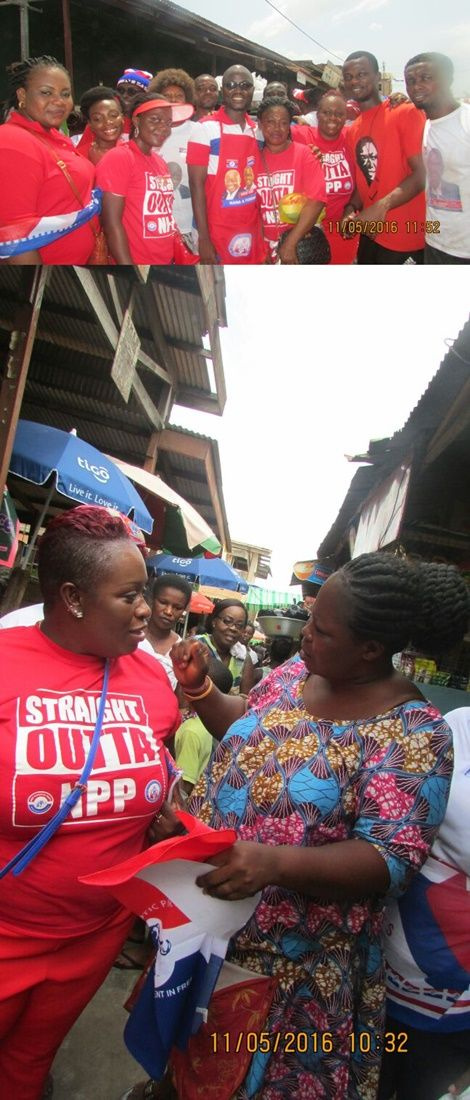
[{"xmin": 183, "ymin": 676, "xmax": 214, "ymax": 701}]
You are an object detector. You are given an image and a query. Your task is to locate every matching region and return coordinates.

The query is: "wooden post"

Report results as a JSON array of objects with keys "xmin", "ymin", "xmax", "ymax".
[
  {"xmin": 62, "ymin": 0, "xmax": 74, "ymax": 93},
  {"xmin": 0, "ymin": 267, "xmax": 49, "ymax": 500}
]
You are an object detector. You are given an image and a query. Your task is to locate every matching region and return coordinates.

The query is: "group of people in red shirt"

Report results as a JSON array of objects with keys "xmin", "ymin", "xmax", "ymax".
[{"xmin": 0, "ymin": 47, "xmax": 458, "ymax": 265}]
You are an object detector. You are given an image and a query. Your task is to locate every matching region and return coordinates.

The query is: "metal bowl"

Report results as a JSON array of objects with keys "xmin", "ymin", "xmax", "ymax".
[{"xmin": 258, "ymin": 615, "xmax": 305, "ymax": 640}]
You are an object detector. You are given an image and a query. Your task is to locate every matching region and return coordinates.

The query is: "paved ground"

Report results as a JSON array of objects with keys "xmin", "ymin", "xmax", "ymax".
[{"xmin": 51, "ymin": 967, "xmax": 146, "ymax": 1100}]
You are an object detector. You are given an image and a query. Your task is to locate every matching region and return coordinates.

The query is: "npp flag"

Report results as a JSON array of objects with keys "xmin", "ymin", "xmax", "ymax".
[
  {"xmin": 0, "ymin": 188, "xmax": 102, "ymax": 259},
  {"xmin": 81, "ymin": 811, "xmax": 259, "ymax": 1081}
]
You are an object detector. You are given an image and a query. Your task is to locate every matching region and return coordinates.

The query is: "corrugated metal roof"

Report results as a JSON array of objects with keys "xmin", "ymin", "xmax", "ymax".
[
  {"xmin": 317, "ymin": 315, "xmax": 470, "ymax": 561},
  {"xmin": 92, "ymin": 0, "xmax": 324, "ymax": 83},
  {"xmin": 0, "ymin": 266, "xmax": 229, "ymax": 548}
]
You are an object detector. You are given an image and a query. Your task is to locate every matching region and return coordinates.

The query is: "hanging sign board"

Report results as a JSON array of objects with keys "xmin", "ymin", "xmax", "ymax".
[{"xmin": 111, "ymin": 309, "xmax": 140, "ymax": 402}]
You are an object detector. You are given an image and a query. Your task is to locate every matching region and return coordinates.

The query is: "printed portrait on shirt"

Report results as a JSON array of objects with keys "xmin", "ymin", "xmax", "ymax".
[
  {"xmin": 356, "ymin": 136, "xmax": 379, "ymax": 185},
  {"xmin": 426, "ymin": 147, "xmax": 463, "ymax": 212}
]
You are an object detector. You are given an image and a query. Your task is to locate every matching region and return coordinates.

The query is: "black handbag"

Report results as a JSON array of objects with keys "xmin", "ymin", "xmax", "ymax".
[{"xmin": 281, "ymin": 224, "xmax": 331, "ymax": 264}]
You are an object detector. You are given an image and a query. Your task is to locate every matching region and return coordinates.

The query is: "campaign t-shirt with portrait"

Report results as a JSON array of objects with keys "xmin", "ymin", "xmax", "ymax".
[
  {"xmin": 96, "ymin": 140, "xmax": 176, "ymax": 263},
  {"xmin": 423, "ymin": 104, "xmax": 470, "ymax": 259},
  {"xmin": 0, "ymin": 626, "xmax": 180, "ymax": 938},
  {"xmin": 293, "ymin": 125, "xmax": 358, "ymax": 264},
  {"xmin": 347, "ymin": 101, "xmax": 425, "ymax": 252},
  {"xmin": 384, "ymin": 707, "xmax": 470, "ymax": 1032},
  {"xmin": 186, "ymin": 106, "xmax": 266, "ymax": 263},
  {"xmin": 159, "ymin": 119, "xmax": 201, "ymax": 239},
  {"xmin": 255, "ymin": 140, "xmax": 326, "ymax": 254}
]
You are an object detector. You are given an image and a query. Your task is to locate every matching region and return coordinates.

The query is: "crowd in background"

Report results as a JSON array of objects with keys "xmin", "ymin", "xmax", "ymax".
[
  {"xmin": 0, "ymin": 46, "xmax": 468, "ymax": 265},
  {"xmin": 0, "ymin": 513, "xmax": 469, "ymax": 1100}
]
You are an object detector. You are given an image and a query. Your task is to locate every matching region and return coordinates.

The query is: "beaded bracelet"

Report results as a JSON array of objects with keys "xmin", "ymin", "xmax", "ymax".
[{"xmin": 183, "ymin": 676, "xmax": 214, "ymax": 701}]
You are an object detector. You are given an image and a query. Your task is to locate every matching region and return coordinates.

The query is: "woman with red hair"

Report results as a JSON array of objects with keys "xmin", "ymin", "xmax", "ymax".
[{"xmin": 0, "ymin": 505, "xmax": 180, "ymax": 1100}]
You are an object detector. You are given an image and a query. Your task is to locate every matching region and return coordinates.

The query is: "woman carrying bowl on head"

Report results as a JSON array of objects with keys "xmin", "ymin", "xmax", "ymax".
[
  {"xmin": 256, "ymin": 94, "xmax": 327, "ymax": 264},
  {"xmin": 95, "ymin": 92, "xmax": 194, "ymax": 264},
  {"xmin": 0, "ymin": 55, "xmax": 99, "ymax": 264},
  {"xmin": 292, "ymin": 89, "xmax": 359, "ymax": 264}
]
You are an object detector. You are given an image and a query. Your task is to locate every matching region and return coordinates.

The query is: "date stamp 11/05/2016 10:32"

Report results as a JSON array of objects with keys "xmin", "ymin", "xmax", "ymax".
[{"xmin": 209, "ymin": 1030, "xmax": 409, "ymax": 1056}]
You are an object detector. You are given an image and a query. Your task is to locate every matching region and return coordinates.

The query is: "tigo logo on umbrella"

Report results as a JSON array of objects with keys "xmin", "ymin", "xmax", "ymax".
[{"xmin": 77, "ymin": 457, "xmax": 110, "ymax": 484}]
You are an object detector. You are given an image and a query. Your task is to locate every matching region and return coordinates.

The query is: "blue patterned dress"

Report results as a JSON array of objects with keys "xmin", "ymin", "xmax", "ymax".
[{"xmin": 189, "ymin": 656, "xmax": 453, "ymax": 1100}]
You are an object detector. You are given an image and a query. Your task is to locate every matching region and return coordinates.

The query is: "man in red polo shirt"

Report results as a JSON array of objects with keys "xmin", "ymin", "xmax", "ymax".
[
  {"xmin": 342, "ymin": 50, "xmax": 426, "ymax": 264},
  {"xmin": 187, "ymin": 64, "xmax": 266, "ymax": 264}
]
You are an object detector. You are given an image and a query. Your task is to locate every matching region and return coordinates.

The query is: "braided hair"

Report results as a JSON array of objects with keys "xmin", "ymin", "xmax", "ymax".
[
  {"xmin": 339, "ymin": 552, "xmax": 469, "ymax": 657},
  {"xmin": 5, "ymin": 55, "xmax": 69, "ymax": 112}
]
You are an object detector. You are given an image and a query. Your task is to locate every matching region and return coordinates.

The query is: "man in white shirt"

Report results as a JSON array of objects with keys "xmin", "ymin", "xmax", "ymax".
[{"xmin": 404, "ymin": 52, "xmax": 470, "ymax": 263}]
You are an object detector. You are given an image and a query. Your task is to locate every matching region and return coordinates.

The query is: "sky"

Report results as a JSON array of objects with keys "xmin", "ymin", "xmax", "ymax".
[
  {"xmin": 169, "ymin": 268, "xmax": 470, "ymax": 590},
  {"xmin": 179, "ymin": 0, "xmax": 470, "ymax": 96}
]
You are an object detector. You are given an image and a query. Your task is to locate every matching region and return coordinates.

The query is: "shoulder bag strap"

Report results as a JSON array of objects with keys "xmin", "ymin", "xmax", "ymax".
[
  {"xmin": 28, "ymin": 128, "xmax": 99, "ymax": 238},
  {"xmin": 0, "ymin": 658, "xmax": 111, "ymax": 878}
]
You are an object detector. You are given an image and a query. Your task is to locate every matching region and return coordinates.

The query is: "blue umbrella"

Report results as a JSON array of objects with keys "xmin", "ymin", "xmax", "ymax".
[
  {"xmin": 9, "ymin": 420, "xmax": 153, "ymax": 533},
  {"xmin": 146, "ymin": 554, "xmax": 249, "ymax": 593}
]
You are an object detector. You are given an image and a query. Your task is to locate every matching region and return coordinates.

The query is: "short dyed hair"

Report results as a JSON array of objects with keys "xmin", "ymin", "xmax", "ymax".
[{"xmin": 38, "ymin": 506, "xmax": 140, "ymax": 607}]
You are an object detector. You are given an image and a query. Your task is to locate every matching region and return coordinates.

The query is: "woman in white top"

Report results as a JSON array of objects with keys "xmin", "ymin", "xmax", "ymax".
[
  {"xmin": 138, "ymin": 573, "xmax": 191, "ymax": 689},
  {"xmin": 148, "ymin": 68, "xmax": 200, "ymax": 251}
]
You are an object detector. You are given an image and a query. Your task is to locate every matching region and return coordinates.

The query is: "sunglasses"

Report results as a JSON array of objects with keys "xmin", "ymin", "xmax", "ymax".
[{"xmin": 224, "ymin": 81, "xmax": 253, "ymax": 91}]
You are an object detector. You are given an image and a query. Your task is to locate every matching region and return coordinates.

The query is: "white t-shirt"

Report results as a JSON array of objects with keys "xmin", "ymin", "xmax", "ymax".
[
  {"xmin": 423, "ymin": 104, "xmax": 470, "ymax": 258},
  {"xmin": 384, "ymin": 707, "xmax": 470, "ymax": 1031},
  {"xmin": 159, "ymin": 120, "xmax": 200, "ymax": 239},
  {"xmin": 138, "ymin": 636, "xmax": 177, "ymax": 690}
]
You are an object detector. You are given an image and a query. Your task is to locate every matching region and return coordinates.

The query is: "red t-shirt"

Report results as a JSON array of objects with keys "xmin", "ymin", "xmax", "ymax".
[
  {"xmin": 256, "ymin": 141, "xmax": 326, "ymax": 250},
  {"xmin": 0, "ymin": 112, "xmax": 96, "ymax": 264},
  {"xmin": 96, "ymin": 141, "xmax": 176, "ymax": 263},
  {"xmin": 293, "ymin": 125, "xmax": 358, "ymax": 264},
  {"xmin": 346, "ymin": 102, "xmax": 426, "ymax": 251},
  {"xmin": 186, "ymin": 106, "xmax": 266, "ymax": 263},
  {"xmin": 0, "ymin": 627, "xmax": 180, "ymax": 937}
]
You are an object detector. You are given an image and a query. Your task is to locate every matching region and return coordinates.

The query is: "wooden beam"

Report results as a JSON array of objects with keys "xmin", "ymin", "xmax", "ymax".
[
  {"xmin": 0, "ymin": 319, "xmax": 114, "ymax": 360},
  {"xmin": 132, "ymin": 375, "xmax": 164, "ymax": 429},
  {"xmin": 143, "ymin": 431, "xmax": 159, "ymax": 473},
  {"xmin": 72, "ymin": 267, "xmax": 120, "ymax": 348},
  {"xmin": 147, "ymin": 284, "xmax": 178, "ymax": 385},
  {"xmin": 176, "ymin": 386, "xmax": 224, "ymax": 414},
  {"xmin": 155, "ymin": 429, "xmax": 208, "ymax": 461},
  {"xmin": 0, "ymin": 267, "xmax": 49, "ymax": 498},
  {"xmin": 73, "ymin": 268, "xmax": 167, "ymax": 424},
  {"xmin": 166, "ymin": 337, "xmax": 213, "ymax": 358}
]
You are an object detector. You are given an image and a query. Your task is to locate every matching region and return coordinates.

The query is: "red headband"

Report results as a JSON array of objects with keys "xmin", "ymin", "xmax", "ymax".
[{"xmin": 133, "ymin": 98, "xmax": 194, "ymax": 122}]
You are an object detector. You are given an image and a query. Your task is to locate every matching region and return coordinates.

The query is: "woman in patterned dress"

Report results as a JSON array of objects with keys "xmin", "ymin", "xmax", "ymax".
[{"xmin": 164, "ymin": 553, "xmax": 469, "ymax": 1100}]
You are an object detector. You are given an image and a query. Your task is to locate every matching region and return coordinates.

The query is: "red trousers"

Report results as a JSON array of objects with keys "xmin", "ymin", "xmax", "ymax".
[{"xmin": 0, "ymin": 907, "xmax": 133, "ymax": 1100}]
